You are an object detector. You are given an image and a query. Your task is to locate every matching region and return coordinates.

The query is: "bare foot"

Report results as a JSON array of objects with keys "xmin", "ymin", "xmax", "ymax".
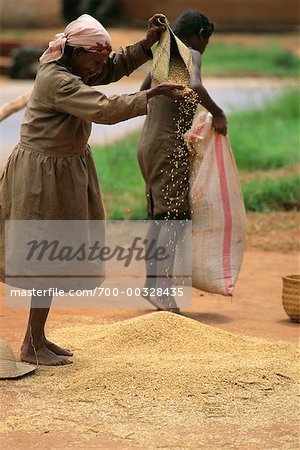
[
  {"xmin": 44, "ymin": 339, "xmax": 73, "ymax": 356},
  {"xmin": 21, "ymin": 344, "xmax": 73, "ymax": 366}
]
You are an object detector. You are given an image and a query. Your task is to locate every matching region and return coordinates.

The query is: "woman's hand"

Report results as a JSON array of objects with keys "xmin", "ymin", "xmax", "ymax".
[
  {"xmin": 212, "ymin": 111, "xmax": 228, "ymax": 136},
  {"xmin": 146, "ymin": 83, "xmax": 185, "ymax": 100},
  {"xmin": 141, "ymin": 14, "xmax": 167, "ymax": 51}
]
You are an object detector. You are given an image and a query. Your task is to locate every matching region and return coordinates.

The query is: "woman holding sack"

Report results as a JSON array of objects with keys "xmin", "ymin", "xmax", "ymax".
[{"xmin": 0, "ymin": 13, "xmax": 184, "ymax": 366}]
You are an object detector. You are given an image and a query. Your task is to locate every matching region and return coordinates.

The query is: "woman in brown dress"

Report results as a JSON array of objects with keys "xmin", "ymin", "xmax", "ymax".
[
  {"xmin": 137, "ymin": 11, "xmax": 227, "ymax": 312},
  {"xmin": 0, "ymin": 13, "xmax": 184, "ymax": 366}
]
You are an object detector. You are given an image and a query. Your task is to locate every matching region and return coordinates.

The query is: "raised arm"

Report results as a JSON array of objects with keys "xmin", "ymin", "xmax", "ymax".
[
  {"xmin": 89, "ymin": 42, "xmax": 151, "ymax": 86},
  {"xmin": 89, "ymin": 14, "xmax": 167, "ymax": 86},
  {"xmin": 190, "ymin": 49, "xmax": 227, "ymax": 135}
]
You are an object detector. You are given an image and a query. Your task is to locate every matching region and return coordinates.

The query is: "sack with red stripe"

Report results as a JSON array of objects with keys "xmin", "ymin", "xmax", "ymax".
[{"xmin": 184, "ymin": 105, "xmax": 246, "ymax": 296}]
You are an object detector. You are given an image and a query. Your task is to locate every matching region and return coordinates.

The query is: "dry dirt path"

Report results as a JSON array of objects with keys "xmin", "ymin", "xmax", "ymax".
[{"xmin": 0, "ymin": 29, "xmax": 299, "ymax": 449}]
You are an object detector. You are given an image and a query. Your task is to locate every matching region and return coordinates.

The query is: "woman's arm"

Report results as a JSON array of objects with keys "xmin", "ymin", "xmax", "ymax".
[
  {"xmin": 190, "ymin": 49, "xmax": 227, "ymax": 135},
  {"xmin": 89, "ymin": 42, "xmax": 152, "ymax": 86},
  {"xmin": 55, "ymin": 78, "xmax": 148, "ymax": 124},
  {"xmin": 55, "ymin": 76, "xmax": 183, "ymax": 125}
]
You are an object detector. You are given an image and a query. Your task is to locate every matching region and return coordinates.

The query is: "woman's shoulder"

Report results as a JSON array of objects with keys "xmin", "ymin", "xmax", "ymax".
[
  {"xmin": 33, "ymin": 63, "xmax": 81, "ymax": 102},
  {"xmin": 37, "ymin": 62, "xmax": 80, "ymax": 86}
]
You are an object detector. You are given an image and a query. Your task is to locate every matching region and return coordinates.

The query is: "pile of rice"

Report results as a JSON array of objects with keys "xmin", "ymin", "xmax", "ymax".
[{"xmin": 1, "ymin": 312, "xmax": 299, "ymax": 448}]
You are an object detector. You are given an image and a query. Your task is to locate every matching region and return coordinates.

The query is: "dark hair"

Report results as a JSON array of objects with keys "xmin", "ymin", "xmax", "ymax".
[
  {"xmin": 63, "ymin": 44, "xmax": 75, "ymax": 58},
  {"xmin": 64, "ymin": 44, "xmax": 89, "ymax": 57},
  {"xmin": 173, "ymin": 10, "xmax": 214, "ymax": 40}
]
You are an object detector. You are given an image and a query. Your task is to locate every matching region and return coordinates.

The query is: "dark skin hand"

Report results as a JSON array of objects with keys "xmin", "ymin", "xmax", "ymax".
[
  {"xmin": 141, "ymin": 13, "xmax": 167, "ymax": 51},
  {"xmin": 146, "ymin": 82, "xmax": 185, "ymax": 100}
]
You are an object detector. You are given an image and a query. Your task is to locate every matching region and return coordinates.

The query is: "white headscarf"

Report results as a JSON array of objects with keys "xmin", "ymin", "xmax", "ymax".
[{"xmin": 40, "ymin": 14, "xmax": 112, "ymax": 64}]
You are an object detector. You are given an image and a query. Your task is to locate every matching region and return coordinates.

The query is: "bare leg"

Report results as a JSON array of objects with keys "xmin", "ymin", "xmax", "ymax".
[
  {"xmin": 143, "ymin": 220, "xmax": 181, "ymax": 312},
  {"xmin": 142, "ymin": 220, "xmax": 175, "ymax": 310},
  {"xmin": 21, "ymin": 292, "xmax": 72, "ymax": 366},
  {"xmin": 155, "ymin": 220, "xmax": 187, "ymax": 312},
  {"xmin": 144, "ymin": 220, "xmax": 162, "ymax": 291}
]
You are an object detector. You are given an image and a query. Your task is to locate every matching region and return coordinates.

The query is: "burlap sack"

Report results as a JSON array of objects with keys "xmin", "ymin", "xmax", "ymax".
[
  {"xmin": 151, "ymin": 18, "xmax": 193, "ymax": 85},
  {"xmin": 184, "ymin": 105, "xmax": 246, "ymax": 296}
]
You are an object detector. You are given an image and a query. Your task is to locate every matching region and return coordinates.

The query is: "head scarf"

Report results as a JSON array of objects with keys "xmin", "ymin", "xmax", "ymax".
[{"xmin": 39, "ymin": 14, "xmax": 112, "ymax": 64}]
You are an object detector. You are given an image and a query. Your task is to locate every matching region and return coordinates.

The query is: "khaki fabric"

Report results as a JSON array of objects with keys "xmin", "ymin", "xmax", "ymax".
[
  {"xmin": 137, "ymin": 95, "xmax": 195, "ymax": 219},
  {"xmin": 0, "ymin": 43, "xmax": 149, "ymax": 285},
  {"xmin": 138, "ymin": 27, "xmax": 197, "ymax": 218}
]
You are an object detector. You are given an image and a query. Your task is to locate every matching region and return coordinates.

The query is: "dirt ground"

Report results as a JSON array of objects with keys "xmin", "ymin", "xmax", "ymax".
[
  {"xmin": 0, "ymin": 211, "xmax": 299, "ymax": 449},
  {"xmin": 0, "ymin": 27, "xmax": 299, "ymax": 450}
]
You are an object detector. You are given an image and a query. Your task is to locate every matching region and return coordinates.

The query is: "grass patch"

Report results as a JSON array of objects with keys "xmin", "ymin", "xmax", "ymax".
[
  {"xmin": 92, "ymin": 89, "xmax": 300, "ymax": 217},
  {"xmin": 230, "ymin": 89, "xmax": 300, "ymax": 170},
  {"xmin": 92, "ymin": 133, "xmax": 145, "ymax": 219},
  {"xmin": 202, "ymin": 42, "xmax": 299, "ymax": 77},
  {"xmin": 243, "ymin": 175, "xmax": 300, "ymax": 212}
]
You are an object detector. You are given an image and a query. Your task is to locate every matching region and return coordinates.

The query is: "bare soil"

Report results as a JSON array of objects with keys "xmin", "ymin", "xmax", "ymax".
[
  {"xmin": 0, "ymin": 211, "xmax": 299, "ymax": 449},
  {"xmin": 246, "ymin": 211, "xmax": 299, "ymax": 253},
  {"xmin": 0, "ymin": 27, "xmax": 299, "ymax": 450}
]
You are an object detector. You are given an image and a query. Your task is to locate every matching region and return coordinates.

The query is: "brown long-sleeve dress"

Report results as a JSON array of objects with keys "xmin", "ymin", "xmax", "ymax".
[{"xmin": 0, "ymin": 43, "xmax": 149, "ymax": 286}]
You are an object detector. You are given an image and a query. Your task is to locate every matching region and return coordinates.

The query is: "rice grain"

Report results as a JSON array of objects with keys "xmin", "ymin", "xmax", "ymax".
[{"xmin": 0, "ymin": 312, "xmax": 299, "ymax": 448}]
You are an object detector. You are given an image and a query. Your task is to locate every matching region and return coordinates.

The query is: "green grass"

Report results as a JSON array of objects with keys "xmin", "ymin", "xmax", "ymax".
[
  {"xmin": 92, "ymin": 89, "xmax": 299, "ymax": 217},
  {"xmin": 243, "ymin": 175, "xmax": 300, "ymax": 212},
  {"xmin": 229, "ymin": 89, "xmax": 300, "ymax": 171},
  {"xmin": 202, "ymin": 42, "xmax": 299, "ymax": 77},
  {"xmin": 92, "ymin": 133, "xmax": 146, "ymax": 219}
]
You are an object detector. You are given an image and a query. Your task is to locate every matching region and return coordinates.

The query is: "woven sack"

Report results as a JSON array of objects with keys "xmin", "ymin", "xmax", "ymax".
[
  {"xmin": 184, "ymin": 105, "xmax": 246, "ymax": 296},
  {"xmin": 151, "ymin": 19, "xmax": 193, "ymax": 85}
]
